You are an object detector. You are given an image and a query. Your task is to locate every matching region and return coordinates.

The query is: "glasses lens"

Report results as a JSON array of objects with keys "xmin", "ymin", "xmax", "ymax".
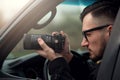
[
  {"xmin": 82, "ymin": 24, "xmax": 111, "ymax": 41},
  {"xmin": 82, "ymin": 32, "xmax": 88, "ymax": 41}
]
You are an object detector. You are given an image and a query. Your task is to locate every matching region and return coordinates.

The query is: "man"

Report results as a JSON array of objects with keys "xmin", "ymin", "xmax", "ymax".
[{"xmin": 37, "ymin": 1, "xmax": 119, "ymax": 80}]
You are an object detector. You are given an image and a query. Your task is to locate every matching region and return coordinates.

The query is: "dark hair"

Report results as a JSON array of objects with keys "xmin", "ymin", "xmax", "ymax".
[{"xmin": 80, "ymin": 1, "xmax": 119, "ymax": 22}]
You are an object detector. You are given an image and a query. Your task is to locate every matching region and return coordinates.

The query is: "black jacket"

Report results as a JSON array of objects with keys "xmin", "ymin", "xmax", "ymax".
[{"xmin": 48, "ymin": 51, "xmax": 100, "ymax": 80}]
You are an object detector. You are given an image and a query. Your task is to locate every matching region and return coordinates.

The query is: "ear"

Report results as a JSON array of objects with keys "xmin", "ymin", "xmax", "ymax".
[{"xmin": 107, "ymin": 25, "xmax": 112, "ymax": 36}]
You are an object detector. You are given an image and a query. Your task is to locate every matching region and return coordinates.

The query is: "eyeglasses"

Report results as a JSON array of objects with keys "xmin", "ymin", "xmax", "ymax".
[{"xmin": 82, "ymin": 24, "xmax": 111, "ymax": 41}]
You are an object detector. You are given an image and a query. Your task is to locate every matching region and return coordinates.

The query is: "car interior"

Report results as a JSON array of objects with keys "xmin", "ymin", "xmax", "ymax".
[{"xmin": 0, "ymin": 0, "xmax": 120, "ymax": 80}]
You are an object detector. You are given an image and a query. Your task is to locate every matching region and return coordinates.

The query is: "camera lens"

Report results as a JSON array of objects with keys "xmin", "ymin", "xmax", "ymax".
[{"xmin": 23, "ymin": 34, "xmax": 65, "ymax": 53}]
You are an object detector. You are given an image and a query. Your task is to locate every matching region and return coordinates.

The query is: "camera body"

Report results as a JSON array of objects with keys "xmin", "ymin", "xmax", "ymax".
[{"xmin": 23, "ymin": 34, "xmax": 65, "ymax": 53}]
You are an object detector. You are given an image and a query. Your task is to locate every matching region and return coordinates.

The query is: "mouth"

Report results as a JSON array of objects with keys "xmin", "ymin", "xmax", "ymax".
[{"xmin": 88, "ymin": 49, "xmax": 93, "ymax": 56}]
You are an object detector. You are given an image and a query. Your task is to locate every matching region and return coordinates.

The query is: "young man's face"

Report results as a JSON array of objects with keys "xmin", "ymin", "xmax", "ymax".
[{"xmin": 81, "ymin": 13, "xmax": 112, "ymax": 62}]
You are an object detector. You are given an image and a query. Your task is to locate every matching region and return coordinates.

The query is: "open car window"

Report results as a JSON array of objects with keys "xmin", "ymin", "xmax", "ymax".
[
  {"xmin": 0, "ymin": 0, "xmax": 64, "ymax": 59},
  {"xmin": 7, "ymin": 1, "xmax": 92, "ymax": 58}
]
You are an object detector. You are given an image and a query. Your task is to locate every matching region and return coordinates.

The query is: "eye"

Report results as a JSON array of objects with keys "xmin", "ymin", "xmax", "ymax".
[{"xmin": 86, "ymin": 32, "xmax": 92, "ymax": 37}]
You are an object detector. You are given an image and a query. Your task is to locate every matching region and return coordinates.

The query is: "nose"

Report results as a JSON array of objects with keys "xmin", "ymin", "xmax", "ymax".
[{"xmin": 81, "ymin": 38, "xmax": 89, "ymax": 47}]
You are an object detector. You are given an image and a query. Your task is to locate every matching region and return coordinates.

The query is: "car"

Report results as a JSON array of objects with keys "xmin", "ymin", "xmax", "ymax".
[{"xmin": 0, "ymin": 0, "xmax": 119, "ymax": 80}]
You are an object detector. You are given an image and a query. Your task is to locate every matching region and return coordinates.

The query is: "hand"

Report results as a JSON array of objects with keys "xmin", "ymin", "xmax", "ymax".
[
  {"xmin": 52, "ymin": 31, "xmax": 73, "ymax": 63},
  {"xmin": 37, "ymin": 31, "xmax": 73, "ymax": 62},
  {"xmin": 37, "ymin": 38, "xmax": 62, "ymax": 61}
]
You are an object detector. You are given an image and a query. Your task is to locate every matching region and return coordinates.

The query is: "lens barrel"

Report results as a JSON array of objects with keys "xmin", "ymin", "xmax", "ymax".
[{"xmin": 23, "ymin": 34, "xmax": 65, "ymax": 53}]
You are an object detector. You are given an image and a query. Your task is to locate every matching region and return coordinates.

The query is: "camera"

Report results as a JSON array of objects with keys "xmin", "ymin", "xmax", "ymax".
[{"xmin": 23, "ymin": 34, "xmax": 65, "ymax": 53}]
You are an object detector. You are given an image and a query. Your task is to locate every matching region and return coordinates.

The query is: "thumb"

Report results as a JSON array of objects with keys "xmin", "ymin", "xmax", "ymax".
[{"xmin": 37, "ymin": 38, "xmax": 50, "ymax": 51}]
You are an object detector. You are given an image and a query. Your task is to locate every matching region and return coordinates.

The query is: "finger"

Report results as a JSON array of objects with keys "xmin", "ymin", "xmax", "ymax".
[
  {"xmin": 59, "ymin": 31, "xmax": 64, "ymax": 36},
  {"xmin": 37, "ymin": 38, "xmax": 50, "ymax": 51},
  {"xmin": 60, "ymin": 31, "xmax": 70, "ymax": 52},
  {"xmin": 52, "ymin": 31, "xmax": 59, "ymax": 36},
  {"xmin": 60, "ymin": 31, "xmax": 68, "ymax": 42}
]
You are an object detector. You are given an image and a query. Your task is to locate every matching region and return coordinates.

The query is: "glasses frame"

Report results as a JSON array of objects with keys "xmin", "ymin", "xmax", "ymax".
[{"xmin": 82, "ymin": 24, "xmax": 111, "ymax": 41}]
